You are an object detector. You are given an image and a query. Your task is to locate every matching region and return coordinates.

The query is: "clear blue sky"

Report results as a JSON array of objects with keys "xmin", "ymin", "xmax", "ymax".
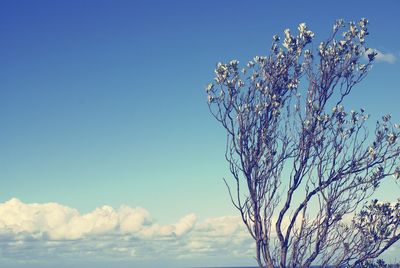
[{"xmin": 0, "ymin": 0, "xmax": 399, "ymax": 266}]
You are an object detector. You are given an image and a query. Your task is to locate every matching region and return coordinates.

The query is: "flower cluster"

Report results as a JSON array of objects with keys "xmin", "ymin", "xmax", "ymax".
[
  {"xmin": 316, "ymin": 18, "xmax": 376, "ymax": 79},
  {"xmin": 394, "ymin": 167, "xmax": 400, "ymax": 180},
  {"xmin": 354, "ymin": 199, "xmax": 400, "ymax": 243},
  {"xmin": 214, "ymin": 62, "xmax": 229, "ymax": 84},
  {"xmin": 205, "ymin": 19, "xmax": 381, "ymax": 127},
  {"xmin": 297, "ymin": 23, "xmax": 314, "ymax": 45},
  {"xmin": 282, "ymin": 23, "xmax": 314, "ymax": 55}
]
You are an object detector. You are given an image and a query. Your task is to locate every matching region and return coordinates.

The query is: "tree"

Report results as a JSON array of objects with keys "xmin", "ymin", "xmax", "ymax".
[{"xmin": 205, "ymin": 19, "xmax": 400, "ymax": 267}]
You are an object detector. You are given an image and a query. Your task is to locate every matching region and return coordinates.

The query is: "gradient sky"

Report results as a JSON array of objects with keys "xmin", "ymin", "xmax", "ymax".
[{"xmin": 0, "ymin": 0, "xmax": 399, "ymax": 267}]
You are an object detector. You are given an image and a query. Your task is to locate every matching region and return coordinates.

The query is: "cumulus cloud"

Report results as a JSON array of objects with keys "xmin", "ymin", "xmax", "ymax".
[
  {"xmin": 2, "ymin": 199, "xmax": 398, "ymax": 266},
  {"xmin": 365, "ymin": 48, "xmax": 397, "ymax": 64},
  {"xmin": 0, "ymin": 198, "xmax": 197, "ymax": 240},
  {"xmin": 174, "ymin": 213, "xmax": 197, "ymax": 236},
  {"xmin": 0, "ymin": 198, "xmax": 251, "ymax": 263}
]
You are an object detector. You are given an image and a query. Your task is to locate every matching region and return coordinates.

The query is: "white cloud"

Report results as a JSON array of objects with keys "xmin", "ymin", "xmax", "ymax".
[
  {"xmin": 196, "ymin": 215, "xmax": 243, "ymax": 237},
  {"xmin": 0, "ymin": 198, "xmax": 252, "ymax": 264},
  {"xmin": 118, "ymin": 206, "xmax": 151, "ymax": 234},
  {"xmin": 1, "ymin": 199, "xmax": 399, "ymax": 266},
  {"xmin": 365, "ymin": 48, "xmax": 397, "ymax": 64},
  {"xmin": 174, "ymin": 213, "xmax": 197, "ymax": 236},
  {"xmin": 0, "ymin": 198, "xmax": 198, "ymax": 240},
  {"xmin": 0, "ymin": 198, "xmax": 399, "ymax": 267}
]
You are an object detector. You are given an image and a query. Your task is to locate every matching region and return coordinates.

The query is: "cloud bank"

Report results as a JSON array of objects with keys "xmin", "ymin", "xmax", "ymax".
[
  {"xmin": 0, "ymin": 198, "xmax": 252, "ymax": 264},
  {"xmin": 0, "ymin": 198, "xmax": 398, "ymax": 266}
]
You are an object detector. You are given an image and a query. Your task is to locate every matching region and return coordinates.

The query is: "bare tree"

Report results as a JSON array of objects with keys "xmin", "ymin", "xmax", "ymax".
[{"xmin": 205, "ymin": 19, "xmax": 400, "ymax": 267}]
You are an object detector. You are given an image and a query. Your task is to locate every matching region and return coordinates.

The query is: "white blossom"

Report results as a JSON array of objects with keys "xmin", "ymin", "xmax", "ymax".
[
  {"xmin": 387, "ymin": 133, "xmax": 397, "ymax": 145},
  {"xmin": 205, "ymin": 83, "xmax": 214, "ymax": 92},
  {"xmin": 247, "ymin": 61, "xmax": 255, "ymax": 68},
  {"xmin": 229, "ymin": 60, "xmax": 239, "ymax": 70},
  {"xmin": 358, "ymin": 18, "xmax": 368, "ymax": 28},
  {"xmin": 298, "ymin": 23, "xmax": 307, "ymax": 33},
  {"xmin": 394, "ymin": 167, "xmax": 400, "ymax": 179},
  {"xmin": 368, "ymin": 146, "xmax": 376, "ymax": 158}
]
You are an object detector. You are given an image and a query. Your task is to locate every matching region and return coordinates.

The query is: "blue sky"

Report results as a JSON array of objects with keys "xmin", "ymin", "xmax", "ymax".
[{"xmin": 0, "ymin": 0, "xmax": 399, "ymax": 266}]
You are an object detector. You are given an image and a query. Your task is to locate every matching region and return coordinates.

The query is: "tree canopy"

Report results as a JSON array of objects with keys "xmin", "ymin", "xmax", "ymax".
[{"xmin": 206, "ymin": 19, "xmax": 400, "ymax": 268}]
